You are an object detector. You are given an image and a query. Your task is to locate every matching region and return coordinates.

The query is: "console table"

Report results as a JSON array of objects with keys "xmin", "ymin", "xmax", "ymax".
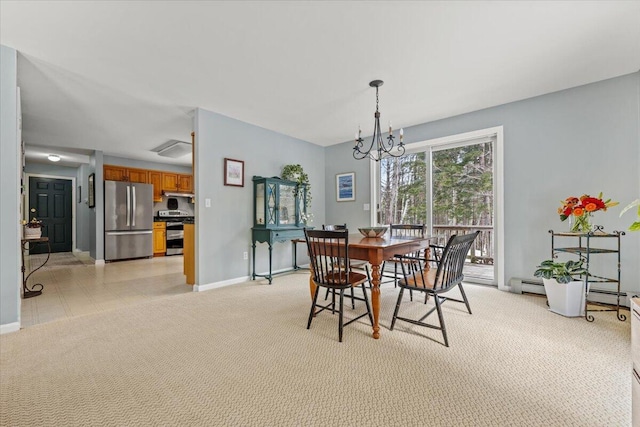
[
  {"xmin": 252, "ymin": 227, "xmax": 307, "ymax": 284},
  {"xmin": 21, "ymin": 237, "xmax": 51, "ymax": 298}
]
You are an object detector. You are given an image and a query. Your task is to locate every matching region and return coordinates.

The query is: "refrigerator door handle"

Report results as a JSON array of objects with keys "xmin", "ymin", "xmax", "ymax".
[
  {"xmin": 105, "ymin": 230, "xmax": 153, "ymax": 236},
  {"xmin": 126, "ymin": 185, "xmax": 131, "ymax": 227},
  {"xmin": 132, "ymin": 186, "xmax": 136, "ymax": 227}
]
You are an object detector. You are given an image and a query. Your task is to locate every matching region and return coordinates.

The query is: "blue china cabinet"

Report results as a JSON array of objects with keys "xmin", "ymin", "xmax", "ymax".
[{"xmin": 251, "ymin": 176, "xmax": 309, "ymax": 284}]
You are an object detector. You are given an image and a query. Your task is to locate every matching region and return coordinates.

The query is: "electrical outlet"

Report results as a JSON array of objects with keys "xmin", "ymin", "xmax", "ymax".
[
  {"xmin": 205, "ymin": 198, "xmax": 211, "ymax": 208},
  {"xmin": 243, "ymin": 251, "xmax": 248, "ymax": 260}
]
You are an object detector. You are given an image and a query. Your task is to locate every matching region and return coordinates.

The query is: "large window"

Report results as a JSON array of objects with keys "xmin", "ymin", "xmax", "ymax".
[{"xmin": 376, "ymin": 130, "xmax": 501, "ymax": 285}]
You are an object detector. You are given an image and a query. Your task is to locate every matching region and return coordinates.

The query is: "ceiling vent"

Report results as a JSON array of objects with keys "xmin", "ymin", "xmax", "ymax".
[{"xmin": 152, "ymin": 140, "xmax": 192, "ymax": 158}]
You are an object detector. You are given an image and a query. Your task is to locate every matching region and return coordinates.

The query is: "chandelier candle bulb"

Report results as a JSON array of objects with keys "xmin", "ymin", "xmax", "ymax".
[
  {"xmin": 389, "ymin": 122, "xmax": 392, "ymax": 134},
  {"xmin": 400, "ymin": 128, "xmax": 404, "ymax": 142}
]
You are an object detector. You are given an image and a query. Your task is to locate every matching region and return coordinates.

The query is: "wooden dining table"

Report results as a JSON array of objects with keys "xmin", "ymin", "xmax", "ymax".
[{"xmin": 307, "ymin": 233, "xmax": 433, "ymax": 339}]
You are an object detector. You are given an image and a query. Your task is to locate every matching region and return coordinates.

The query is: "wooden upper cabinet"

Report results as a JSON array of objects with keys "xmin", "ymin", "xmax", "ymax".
[
  {"xmin": 162, "ymin": 173, "xmax": 178, "ymax": 191},
  {"xmin": 149, "ymin": 171, "xmax": 163, "ymax": 202},
  {"xmin": 178, "ymin": 174, "xmax": 193, "ymax": 192},
  {"xmin": 104, "ymin": 165, "xmax": 128, "ymax": 181},
  {"xmin": 127, "ymin": 168, "xmax": 148, "ymax": 184}
]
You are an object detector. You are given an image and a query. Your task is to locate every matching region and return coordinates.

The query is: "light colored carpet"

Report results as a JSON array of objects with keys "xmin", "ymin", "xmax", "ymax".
[{"xmin": 1, "ymin": 272, "xmax": 631, "ymax": 426}]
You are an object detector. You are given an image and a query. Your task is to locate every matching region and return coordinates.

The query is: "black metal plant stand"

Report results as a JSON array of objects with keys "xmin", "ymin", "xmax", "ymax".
[
  {"xmin": 21, "ymin": 237, "xmax": 50, "ymax": 298},
  {"xmin": 550, "ymin": 228, "xmax": 626, "ymax": 322}
]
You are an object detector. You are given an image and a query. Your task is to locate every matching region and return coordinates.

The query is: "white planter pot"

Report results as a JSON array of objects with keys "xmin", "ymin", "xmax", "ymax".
[
  {"xmin": 23, "ymin": 227, "xmax": 42, "ymax": 239},
  {"xmin": 542, "ymin": 278, "xmax": 586, "ymax": 317}
]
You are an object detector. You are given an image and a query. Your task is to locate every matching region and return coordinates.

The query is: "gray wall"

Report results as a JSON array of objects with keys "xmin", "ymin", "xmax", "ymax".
[
  {"xmin": 325, "ymin": 72, "xmax": 640, "ymax": 293},
  {"xmin": 0, "ymin": 45, "xmax": 20, "ymax": 327},
  {"xmin": 76, "ymin": 164, "xmax": 91, "ymax": 251},
  {"xmin": 24, "ymin": 162, "xmax": 77, "ymax": 178},
  {"xmin": 194, "ymin": 108, "xmax": 325, "ymax": 285}
]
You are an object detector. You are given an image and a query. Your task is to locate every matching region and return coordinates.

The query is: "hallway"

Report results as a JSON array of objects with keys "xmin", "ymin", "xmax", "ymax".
[{"xmin": 21, "ymin": 253, "xmax": 191, "ymax": 327}]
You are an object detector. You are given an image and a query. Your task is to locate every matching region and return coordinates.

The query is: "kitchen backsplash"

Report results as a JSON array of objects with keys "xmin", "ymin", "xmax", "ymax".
[{"xmin": 154, "ymin": 196, "xmax": 195, "ymax": 216}]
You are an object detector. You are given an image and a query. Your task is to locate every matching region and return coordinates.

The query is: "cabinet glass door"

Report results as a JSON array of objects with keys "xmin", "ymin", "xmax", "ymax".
[
  {"xmin": 279, "ymin": 183, "xmax": 296, "ymax": 225},
  {"xmin": 255, "ymin": 183, "xmax": 265, "ymax": 225},
  {"xmin": 267, "ymin": 183, "xmax": 277, "ymax": 225}
]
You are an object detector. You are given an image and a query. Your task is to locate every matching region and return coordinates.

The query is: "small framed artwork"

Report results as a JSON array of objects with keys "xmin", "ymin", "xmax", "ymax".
[
  {"xmin": 88, "ymin": 173, "xmax": 95, "ymax": 208},
  {"xmin": 224, "ymin": 158, "xmax": 245, "ymax": 187},
  {"xmin": 336, "ymin": 172, "xmax": 355, "ymax": 202}
]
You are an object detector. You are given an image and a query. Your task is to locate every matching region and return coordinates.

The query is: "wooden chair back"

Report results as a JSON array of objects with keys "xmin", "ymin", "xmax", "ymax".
[
  {"xmin": 304, "ymin": 229, "xmax": 351, "ymax": 289},
  {"xmin": 397, "ymin": 231, "xmax": 480, "ymax": 292}
]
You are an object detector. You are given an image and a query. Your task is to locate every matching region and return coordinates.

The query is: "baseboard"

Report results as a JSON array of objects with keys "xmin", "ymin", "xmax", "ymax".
[
  {"xmin": 95, "ymin": 259, "xmax": 105, "ymax": 266},
  {"xmin": 194, "ymin": 275, "xmax": 251, "ymax": 292},
  {"xmin": 0, "ymin": 322, "xmax": 20, "ymax": 335},
  {"xmin": 510, "ymin": 277, "xmax": 631, "ymax": 308}
]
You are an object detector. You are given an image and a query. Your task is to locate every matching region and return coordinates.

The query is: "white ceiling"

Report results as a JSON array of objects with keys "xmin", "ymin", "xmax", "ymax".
[{"xmin": 2, "ymin": 1, "xmax": 639, "ymax": 167}]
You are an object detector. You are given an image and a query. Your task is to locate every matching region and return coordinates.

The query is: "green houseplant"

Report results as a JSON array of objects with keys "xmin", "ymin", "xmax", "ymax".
[
  {"xmin": 281, "ymin": 164, "xmax": 312, "ymax": 223},
  {"xmin": 534, "ymin": 259, "xmax": 587, "ymax": 317},
  {"xmin": 620, "ymin": 198, "xmax": 640, "ymax": 232}
]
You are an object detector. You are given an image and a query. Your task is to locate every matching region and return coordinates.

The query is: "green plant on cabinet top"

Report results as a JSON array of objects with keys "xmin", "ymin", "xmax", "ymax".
[{"xmin": 281, "ymin": 164, "xmax": 311, "ymax": 216}]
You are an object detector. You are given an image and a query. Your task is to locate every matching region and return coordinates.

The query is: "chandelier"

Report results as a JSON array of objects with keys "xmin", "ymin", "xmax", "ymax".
[{"xmin": 353, "ymin": 80, "xmax": 405, "ymax": 161}]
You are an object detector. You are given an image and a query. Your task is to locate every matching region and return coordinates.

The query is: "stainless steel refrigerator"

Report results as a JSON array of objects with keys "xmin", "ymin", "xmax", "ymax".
[{"xmin": 104, "ymin": 181, "xmax": 153, "ymax": 261}]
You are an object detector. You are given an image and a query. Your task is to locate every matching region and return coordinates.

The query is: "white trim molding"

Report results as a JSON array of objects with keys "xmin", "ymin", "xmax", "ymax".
[
  {"xmin": 194, "ymin": 275, "xmax": 251, "ymax": 292},
  {"xmin": 0, "ymin": 322, "xmax": 20, "ymax": 335}
]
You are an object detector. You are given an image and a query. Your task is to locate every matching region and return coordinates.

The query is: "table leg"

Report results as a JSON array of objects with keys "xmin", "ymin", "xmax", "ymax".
[
  {"xmin": 370, "ymin": 263, "xmax": 381, "ymax": 339},
  {"xmin": 267, "ymin": 242, "xmax": 273, "ymax": 284},
  {"xmin": 251, "ymin": 242, "xmax": 256, "ymax": 280}
]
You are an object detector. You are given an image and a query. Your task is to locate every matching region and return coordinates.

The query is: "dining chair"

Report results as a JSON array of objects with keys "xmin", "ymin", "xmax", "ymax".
[
  {"xmin": 381, "ymin": 224, "xmax": 426, "ymax": 299},
  {"xmin": 322, "ymin": 224, "xmax": 371, "ymax": 305},
  {"xmin": 304, "ymin": 228, "xmax": 373, "ymax": 342},
  {"xmin": 390, "ymin": 231, "xmax": 480, "ymax": 347}
]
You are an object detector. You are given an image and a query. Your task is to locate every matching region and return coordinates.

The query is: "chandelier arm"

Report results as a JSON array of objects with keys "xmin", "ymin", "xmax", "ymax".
[{"xmin": 353, "ymin": 79, "xmax": 405, "ymax": 161}]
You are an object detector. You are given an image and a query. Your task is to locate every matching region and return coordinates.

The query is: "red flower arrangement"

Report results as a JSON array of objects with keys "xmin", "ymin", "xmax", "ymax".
[{"xmin": 558, "ymin": 193, "xmax": 618, "ymax": 232}]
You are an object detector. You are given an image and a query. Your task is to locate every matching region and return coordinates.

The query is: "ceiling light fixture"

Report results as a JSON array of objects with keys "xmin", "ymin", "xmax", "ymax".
[
  {"xmin": 48, "ymin": 154, "xmax": 61, "ymax": 162},
  {"xmin": 353, "ymin": 80, "xmax": 405, "ymax": 162},
  {"xmin": 154, "ymin": 140, "xmax": 192, "ymax": 158}
]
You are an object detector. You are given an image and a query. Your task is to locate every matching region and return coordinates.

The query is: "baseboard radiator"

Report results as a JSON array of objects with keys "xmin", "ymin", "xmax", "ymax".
[{"xmin": 509, "ymin": 277, "xmax": 631, "ymax": 308}]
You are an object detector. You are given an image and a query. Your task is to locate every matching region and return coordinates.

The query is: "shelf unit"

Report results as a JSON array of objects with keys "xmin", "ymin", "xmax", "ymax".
[{"xmin": 549, "ymin": 229, "xmax": 626, "ymax": 322}]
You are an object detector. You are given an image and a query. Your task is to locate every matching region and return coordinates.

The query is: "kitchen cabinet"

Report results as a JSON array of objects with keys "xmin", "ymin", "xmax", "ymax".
[
  {"xmin": 162, "ymin": 173, "xmax": 192, "ymax": 193},
  {"xmin": 104, "ymin": 165, "xmax": 128, "ymax": 181},
  {"xmin": 178, "ymin": 174, "xmax": 193, "ymax": 192},
  {"xmin": 162, "ymin": 173, "xmax": 178, "ymax": 191},
  {"xmin": 153, "ymin": 222, "xmax": 166, "ymax": 256},
  {"xmin": 149, "ymin": 171, "xmax": 163, "ymax": 202},
  {"xmin": 127, "ymin": 168, "xmax": 148, "ymax": 183},
  {"xmin": 184, "ymin": 223, "xmax": 194, "ymax": 285},
  {"xmin": 104, "ymin": 165, "xmax": 192, "ymax": 201},
  {"xmin": 103, "ymin": 165, "xmax": 148, "ymax": 183}
]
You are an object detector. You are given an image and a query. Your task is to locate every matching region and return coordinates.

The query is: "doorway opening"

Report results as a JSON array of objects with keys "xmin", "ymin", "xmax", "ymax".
[{"xmin": 27, "ymin": 176, "xmax": 74, "ymax": 254}]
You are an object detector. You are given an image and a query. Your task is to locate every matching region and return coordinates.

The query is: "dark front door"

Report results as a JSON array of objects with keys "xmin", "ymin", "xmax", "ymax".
[{"xmin": 29, "ymin": 177, "xmax": 73, "ymax": 254}]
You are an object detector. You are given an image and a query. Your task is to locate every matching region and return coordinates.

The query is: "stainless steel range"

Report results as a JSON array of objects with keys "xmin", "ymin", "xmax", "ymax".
[{"xmin": 157, "ymin": 210, "xmax": 194, "ymax": 256}]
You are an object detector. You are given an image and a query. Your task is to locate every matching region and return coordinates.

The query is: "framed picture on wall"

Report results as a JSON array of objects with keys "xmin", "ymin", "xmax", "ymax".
[
  {"xmin": 88, "ymin": 173, "xmax": 95, "ymax": 208},
  {"xmin": 336, "ymin": 172, "xmax": 355, "ymax": 202},
  {"xmin": 224, "ymin": 158, "xmax": 244, "ymax": 187}
]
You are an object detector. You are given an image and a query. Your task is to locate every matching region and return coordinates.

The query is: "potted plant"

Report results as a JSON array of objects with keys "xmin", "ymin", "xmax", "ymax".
[
  {"xmin": 281, "ymin": 164, "xmax": 312, "ymax": 223},
  {"xmin": 620, "ymin": 198, "xmax": 640, "ymax": 231},
  {"xmin": 23, "ymin": 217, "xmax": 43, "ymax": 239},
  {"xmin": 534, "ymin": 259, "xmax": 587, "ymax": 317},
  {"xmin": 557, "ymin": 192, "xmax": 618, "ymax": 233}
]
